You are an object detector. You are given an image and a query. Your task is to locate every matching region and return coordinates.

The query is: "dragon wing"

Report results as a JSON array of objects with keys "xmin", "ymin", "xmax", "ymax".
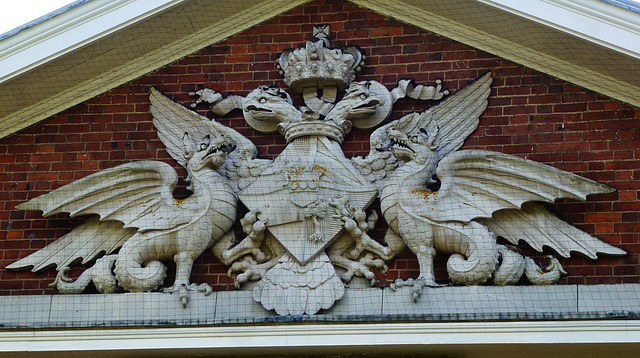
[
  {"xmin": 421, "ymin": 150, "xmax": 615, "ymax": 222},
  {"xmin": 353, "ymin": 72, "xmax": 492, "ymax": 191},
  {"xmin": 8, "ymin": 161, "xmax": 188, "ymax": 272},
  {"xmin": 150, "ymin": 87, "xmax": 271, "ymax": 193},
  {"xmin": 150, "ymin": 88, "xmax": 213, "ymax": 168},
  {"xmin": 412, "ymin": 149, "xmax": 622, "ymax": 258},
  {"xmin": 396, "ymin": 72, "xmax": 492, "ymax": 163},
  {"xmin": 479, "ymin": 202, "xmax": 626, "ymax": 259},
  {"xmin": 6, "ymin": 217, "xmax": 135, "ymax": 272}
]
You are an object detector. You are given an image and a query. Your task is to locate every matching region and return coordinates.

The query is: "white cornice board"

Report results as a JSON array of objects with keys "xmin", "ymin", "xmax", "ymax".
[
  {"xmin": 1, "ymin": 321, "xmax": 640, "ymax": 357},
  {"xmin": 0, "ymin": 0, "xmax": 186, "ymax": 83}
]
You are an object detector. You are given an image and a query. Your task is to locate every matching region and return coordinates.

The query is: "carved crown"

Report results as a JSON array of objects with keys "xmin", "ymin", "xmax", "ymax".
[
  {"xmin": 277, "ymin": 25, "xmax": 364, "ymax": 93},
  {"xmin": 280, "ymin": 119, "xmax": 347, "ymax": 143}
]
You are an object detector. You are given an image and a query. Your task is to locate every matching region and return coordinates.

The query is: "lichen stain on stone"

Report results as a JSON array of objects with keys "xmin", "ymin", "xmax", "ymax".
[{"xmin": 410, "ymin": 187, "xmax": 438, "ymax": 201}]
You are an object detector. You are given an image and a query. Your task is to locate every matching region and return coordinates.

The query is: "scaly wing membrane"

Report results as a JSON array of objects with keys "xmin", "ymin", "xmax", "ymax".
[
  {"xmin": 150, "ymin": 88, "xmax": 214, "ymax": 168},
  {"xmin": 417, "ymin": 150, "xmax": 614, "ymax": 223},
  {"xmin": 480, "ymin": 203, "xmax": 626, "ymax": 259},
  {"xmin": 9, "ymin": 160, "xmax": 187, "ymax": 272},
  {"xmin": 355, "ymin": 73, "xmax": 492, "ymax": 191},
  {"xmin": 395, "ymin": 72, "xmax": 492, "ymax": 162},
  {"xmin": 150, "ymin": 87, "xmax": 271, "ymax": 193},
  {"xmin": 6, "ymin": 217, "xmax": 135, "ymax": 272},
  {"xmin": 16, "ymin": 161, "xmax": 183, "ymax": 231},
  {"xmin": 409, "ymin": 150, "xmax": 620, "ymax": 258}
]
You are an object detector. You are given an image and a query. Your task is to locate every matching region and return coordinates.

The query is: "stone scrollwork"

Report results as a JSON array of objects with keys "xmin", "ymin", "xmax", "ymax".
[{"xmin": 8, "ymin": 25, "xmax": 626, "ymax": 315}]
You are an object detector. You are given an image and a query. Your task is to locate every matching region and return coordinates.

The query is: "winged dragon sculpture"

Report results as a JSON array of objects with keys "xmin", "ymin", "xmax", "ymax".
[
  {"xmin": 7, "ymin": 88, "xmax": 279, "ymax": 306},
  {"xmin": 350, "ymin": 72, "xmax": 626, "ymax": 300}
]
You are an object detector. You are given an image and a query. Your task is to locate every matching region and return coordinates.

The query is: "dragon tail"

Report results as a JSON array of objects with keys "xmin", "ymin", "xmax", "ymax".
[
  {"xmin": 492, "ymin": 245, "xmax": 567, "ymax": 286},
  {"xmin": 524, "ymin": 256, "xmax": 567, "ymax": 285},
  {"xmin": 492, "ymin": 245, "xmax": 526, "ymax": 285},
  {"xmin": 51, "ymin": 254, "xmax": 121, "ymax": 294},
  {"xmin": 444, "ymin": 221, "xmax": 499, "ymax": 285},
  {"xmin": 114, "ymin": 235, "xmax": 167, "ymax": 292}
]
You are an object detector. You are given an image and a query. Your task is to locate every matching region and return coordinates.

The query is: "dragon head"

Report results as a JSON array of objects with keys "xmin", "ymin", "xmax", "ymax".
[
  {"xmin": 382, "ymin": 125, "xmax": 438, "ymax": 165},
  {"xmin": 243, "ymin": 85, "xmax": 299, "ymax": 132},
  {"xmin": 183, "ymin": 133, "xmax": 236, "ymax": 172},
  {"xmin": 326, "ymin": 81, "xmax": 384, "ymax": 122}
]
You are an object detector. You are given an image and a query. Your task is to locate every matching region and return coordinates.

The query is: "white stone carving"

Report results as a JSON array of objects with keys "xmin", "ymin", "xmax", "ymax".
[
  {"xmin": 8, "ymin": 26, "xmax": 627, "ymax": 316},
  {"xmin": 351, "ymin": 72, "xmax": 626, "ymax": 300},
  {"xmin": 278, "ymin": 25, "xmax": 361, "ymax": 89},
  {"xmin": 9, "ymin": 88, "xmax": 242, "ymax": 306},
  {"xmin": 233, "ymin": 94, "xmax": 377, "ymax": 313}
]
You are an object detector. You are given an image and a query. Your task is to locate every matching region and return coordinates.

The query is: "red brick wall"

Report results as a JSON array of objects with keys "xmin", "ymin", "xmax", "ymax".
[{"xmin": 1, "ymin": 0, "xmax": 638, "ymax": 295}]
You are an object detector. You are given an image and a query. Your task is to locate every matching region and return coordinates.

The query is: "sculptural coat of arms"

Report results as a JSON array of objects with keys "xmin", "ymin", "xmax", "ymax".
[{"xmin": 8, "ymin": 25, "xmax": 625, "ymax": 315}]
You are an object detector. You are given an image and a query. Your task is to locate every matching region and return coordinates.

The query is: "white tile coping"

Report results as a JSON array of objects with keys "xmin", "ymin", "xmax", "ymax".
[{"xmin": 1, "ymin": 284, "xmax": 639, "ymax": 329}]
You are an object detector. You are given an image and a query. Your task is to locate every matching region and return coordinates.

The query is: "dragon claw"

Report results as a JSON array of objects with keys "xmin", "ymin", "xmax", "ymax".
[
  {"xmin": 391, "ymin": 277, "xmax": 441, "ymax": 302},
  {"xmin": 196, "ymin": 283, "xmax": 213, "ymax": 296},
  {"xmin": 347, "ymin": 248, "xmax": 360, "ymax": 261},
  {"xmin": 162, "ymin": 282, "xmax": 213, "ymax": 307},
  {"xmin": 336, "ymin": 253, "xmax": 385, "ymax": 286},
  {"xmin": 341, "ymin": 271, "xmax": 354, "ymax": 283},
  {"xmin": 178, "ymin": 285, "xmax": 190, "ymax": 308},
  {"xmin": 227, "ymin": 255, "xmax": 279, "ymax": 288},
  {"xmin": 213, "ymin": 211, "xmax": 272, "ymax": 269}
]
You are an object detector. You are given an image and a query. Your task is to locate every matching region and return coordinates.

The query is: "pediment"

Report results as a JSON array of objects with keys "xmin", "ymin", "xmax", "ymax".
[{"xmin": 0, "ymin": 0, "xmax": 640, "ymax": 139}]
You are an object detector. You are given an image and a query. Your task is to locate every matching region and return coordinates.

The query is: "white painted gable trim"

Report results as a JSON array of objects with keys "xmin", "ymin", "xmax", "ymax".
[
  {"xmin": 354, "ymin": 0, "xmax": 640, "ymax": 109},
  {"xmin": 0, "ymin": 0, "xmax": 639, "ymax": 140},
  {"xmin": 0, "ymin": 0, "xmax": 308, "ymax": 139},
  {"xmin": 478, "ymin": 0, "xmax": 640, "ymax": 60},
  {"xmin": 1, "ymin": 0, "xmax": 640, "ymax": 87},
  {"xmin": 0, "ymin": 0, "xmax": 186, "ymax": 84}
]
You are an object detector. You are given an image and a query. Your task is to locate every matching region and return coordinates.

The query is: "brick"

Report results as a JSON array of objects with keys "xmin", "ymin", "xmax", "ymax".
[
  {"xmin": 554, "ymin": 103, "xmax": 588, "ymax": 112},
  {"xmin": 103, "ymin": 105, "xmax": 135, "ymax": 114},
  {"xmin": 226, "ymin": 54, "xmax": 253, "ymax": 63}
]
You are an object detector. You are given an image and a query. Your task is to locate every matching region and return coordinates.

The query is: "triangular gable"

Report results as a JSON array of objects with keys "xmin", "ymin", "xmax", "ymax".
[{"xmin": 0, "ymin": 0, "xmax": 640, "ymax": 139}]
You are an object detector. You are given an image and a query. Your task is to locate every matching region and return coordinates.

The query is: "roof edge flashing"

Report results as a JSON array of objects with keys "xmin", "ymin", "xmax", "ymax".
[
  {"xmin": 600, "ymin": 0, "xmax": 640, "ymax": 15},
  {"xmin": 476, "ymin": 0, "xmax": 640, "ymax": 59},
  {"xmin": 0, "ymin": 0, "xmax": 185, "ymax": 84},
  {"xmin": 0, "ymin": 0, "xmax": 92, "ymax": 41}
]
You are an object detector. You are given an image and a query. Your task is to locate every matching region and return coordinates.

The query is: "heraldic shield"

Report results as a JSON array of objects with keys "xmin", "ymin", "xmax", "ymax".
[{"xmin": 239, "ymin": 135, "xmax": 377, "ymax": 264}]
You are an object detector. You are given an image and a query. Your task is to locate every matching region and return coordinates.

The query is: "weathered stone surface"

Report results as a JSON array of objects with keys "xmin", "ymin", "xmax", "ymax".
[
  {"xmin": 364, "ymin": 72, "xmax": 624, "ymax": 300},
  {"xmin": 578, "ymin": 284, "xmax": 640, "ymax": 313},
  {"xmin": 8, "ymin": 89, "xmax": 240, "ymax": 307},
  {"xmin": 2, "ymin": 284, "xmax": 639, "ymax": 328},
  {"xmin": 383, "ymin": 285, "xmax": 579, "ymax": 317}
]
